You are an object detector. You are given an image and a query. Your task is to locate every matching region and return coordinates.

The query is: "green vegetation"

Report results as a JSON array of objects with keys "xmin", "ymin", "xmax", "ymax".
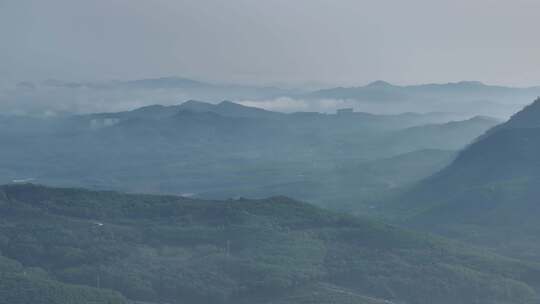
[
  {"xmin": 1, "ymin": 184, "xmax": 540, "ymax": 303},
  {"xmin": 392, "ymin": 98, "xmax": 540, "ymax": 262},
  {"xmin": 0, "ymin": 254, "xmax": 125, "ymax": 304},
  {"xmin": 0, "ymin": 101, "xmax": 497, "ymax": 213}
]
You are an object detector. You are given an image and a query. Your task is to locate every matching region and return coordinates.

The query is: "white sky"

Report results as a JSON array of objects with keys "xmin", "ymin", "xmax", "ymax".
[{"xmin": 1, "ymin": 0, "xmax": 539, "ymax": 87}]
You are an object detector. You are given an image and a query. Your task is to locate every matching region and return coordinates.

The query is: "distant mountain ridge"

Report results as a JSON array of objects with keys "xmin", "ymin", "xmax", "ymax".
[
  {"xmin": 86, "ymin": 100, "xmax": 282, "ymax": 121},
  {"xmin": 309, "ymin": 80, "xmax": 540, "ymax": 101},
  {"xmin": 88, "ymin": 99, "xmax": 476, "ymax": 123},
  {"xmin": 6, "ymin": 76, "xmax": 540, "ymax": 118},
  {"xmin": 41, "ymin": 76, "xmax": 283, "ymax": 92},
  {"xmin": 305, "ymin": 81, "xmax": 540, "ymax": 118},
  {"xmin": 178, "ymin": 100, "xmax": 283, "ymax": 118}
]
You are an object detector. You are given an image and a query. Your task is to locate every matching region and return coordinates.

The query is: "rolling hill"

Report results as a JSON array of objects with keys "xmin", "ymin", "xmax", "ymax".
[
  {"xmin": 1, "ymin": 184, "xmax": 540, "ymax": 304},
  {"xmin": 0, "ymin": 101, "xmax": 498, "ymax": 211}
]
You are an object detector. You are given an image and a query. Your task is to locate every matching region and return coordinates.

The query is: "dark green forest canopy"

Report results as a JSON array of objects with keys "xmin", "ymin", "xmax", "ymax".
[{"xmin": 2, "ymin": 184, "xmax": 540, "ymax": 304}]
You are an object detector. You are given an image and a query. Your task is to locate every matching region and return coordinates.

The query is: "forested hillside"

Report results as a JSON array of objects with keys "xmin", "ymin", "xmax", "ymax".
[
  {"xmin": 393, "ymin": 98, "xmax": 540, "ymax": 261},
  {"xmin": 1, "ymin": 184, "xmax": 540, "ymax": 304},
  {"xmin": 0, "ymin": 254, "xmax": 125, "ymax": 304}
]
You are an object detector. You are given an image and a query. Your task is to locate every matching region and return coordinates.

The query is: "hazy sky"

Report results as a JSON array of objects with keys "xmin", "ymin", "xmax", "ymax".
[{"xmin": 1, "ymin": 0, "xmax": 539, "ymax": 87}]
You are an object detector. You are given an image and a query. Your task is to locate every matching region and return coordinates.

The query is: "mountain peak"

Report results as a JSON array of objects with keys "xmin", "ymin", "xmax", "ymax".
[
  {"xmin": 456, "ymin": 80, "xmax": 485, "ymax": 86},
  {"xmin": 181, "ymin": 99, "xmax": 213, "ymax": 106},
  {"xmin": 176, "ymin": 99, "xmax": 281, "ymax": 118},
  {"xmin": 178, "ymin": 100, "xmax": 215, "ymax": 111},
  {"xmin": 366, "ymin": 80, "xmax": 394, "ymax": 88},
  {"xmin": 217, "ymin": 100, "xmax": 239, "ymax": 107},
  {"xmin": 215, "ymin": 100, "xmax": 282, "ymax": 118}
]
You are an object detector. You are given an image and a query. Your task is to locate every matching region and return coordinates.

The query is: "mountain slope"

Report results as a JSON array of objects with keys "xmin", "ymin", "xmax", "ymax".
[
  {"xmin": 372, "ymin": 116, "xmax": 500, "ymax": 155},
  {"xmin": 394, "ymin": 98, "xmax": 540, "ymax": 261},
  {"xmin": 0, "ymin": 101, "xmax": 499, "ymax": 212},
  {"xmin": 2, "ymin": 184, "xmax": 540, "ymax": 304}
]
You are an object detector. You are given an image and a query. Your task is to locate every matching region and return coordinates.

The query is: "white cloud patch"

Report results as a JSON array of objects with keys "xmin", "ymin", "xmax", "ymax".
[{"xmin": 238, "ymin": 97, "xmax": 361, "ymax": 114}]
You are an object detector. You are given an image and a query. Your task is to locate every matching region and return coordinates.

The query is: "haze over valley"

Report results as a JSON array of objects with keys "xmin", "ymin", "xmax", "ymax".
[
  {"xmin": 2, "ymin": 77, "xmax": 539, "ymax": 118},
  {"xmin": 2, "ymin": 1, "xmax": 540, "ymax": 303},
  {"xmin": 0, "ymin": 98, "xmax": 500, "ymax": 212}
]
